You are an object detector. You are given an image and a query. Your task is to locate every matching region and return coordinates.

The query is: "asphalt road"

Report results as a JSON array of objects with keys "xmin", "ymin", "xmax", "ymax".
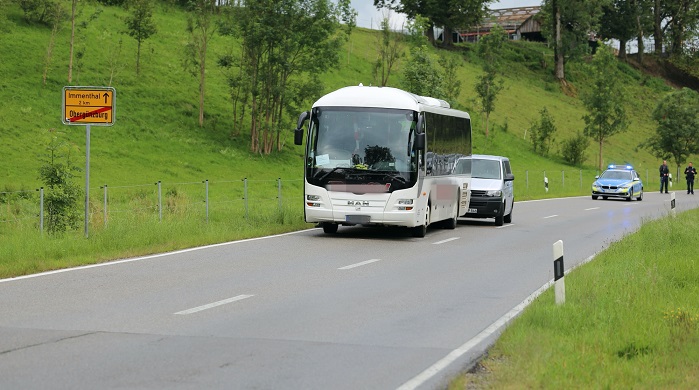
[{"xmin": 2, "ymin": 190, "xmax": 698, "ymax": 390}]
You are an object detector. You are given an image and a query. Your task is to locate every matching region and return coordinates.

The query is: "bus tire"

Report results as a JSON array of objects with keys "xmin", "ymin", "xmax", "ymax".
[
  {"xmin": 412, "ymin": 204, "xmax": 430, "ymax": 237},
  {"xmin": 443, "ymin": 197, "xmax": 459, "ymax": 229}
]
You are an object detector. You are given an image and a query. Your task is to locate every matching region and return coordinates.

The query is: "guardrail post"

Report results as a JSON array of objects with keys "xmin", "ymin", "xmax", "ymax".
[
  {"xmin": 671, "ymin": 192, "xmax": 676, "ymax": 218},
  {"xmin": 544, "ymin": 170, "xmax": 548, "ymax": 192}
]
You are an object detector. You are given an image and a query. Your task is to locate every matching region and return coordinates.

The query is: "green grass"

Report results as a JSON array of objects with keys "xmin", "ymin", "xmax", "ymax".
[
  {"xmin": 451, "ymin": 209, "xmax": 699, "ymax": 389},
  {"xmin": 0, "ymin": 0, "xmax": 689, "ymax": 276},
  {"xmin": 2, "ymin": 2, "xmax": 698, "ymax": 386}
]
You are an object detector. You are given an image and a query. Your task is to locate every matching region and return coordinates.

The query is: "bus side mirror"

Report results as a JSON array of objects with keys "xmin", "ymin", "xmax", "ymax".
[
  {"xmin": 294, "ymin": 111, "xmax": 310, "ymax": 145},
  {"xmin": 414, "ymin": 132, "xmax": 425, "ymax": 151}
]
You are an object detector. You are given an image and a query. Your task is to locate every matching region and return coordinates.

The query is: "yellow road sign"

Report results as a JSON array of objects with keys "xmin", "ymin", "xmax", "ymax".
[{"xmin": 63, "ymin": 86, "xmax": 116, "ymax": 126}]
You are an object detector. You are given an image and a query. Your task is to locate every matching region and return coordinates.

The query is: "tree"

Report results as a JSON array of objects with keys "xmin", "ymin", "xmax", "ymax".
[
  {"xmin": 43, "ymin": 1, "xmax": 65, "ymax": 86},
  {"xmin": 337, "ymin": 0, "xmax": 357, "ymax": 63},
  {"xmin": 540, "ymin": 0, "xmax": 610, "ymax": 82},
  {"xmin": 474, "ymin": 24, "xmax": 506, "ymax": 138},
  {"xmin": 529, "ymin": 107, "xmax": 557, "ymax": 156},
  {"xmin": 665, "ymin": 0, "xmax": 699, "ymax": 56},
  {"xmin": 38, "ymin": 129, "xmax": 82, "ymax": 234},
  {"xmin": 67, "ymin": 0, "xmax": 77, "ymax": 82},
  {"xmin": 374, "ymin": 0, "xmax": 491, "ymax": 47},
  {"xmin": 642, "ymin": 88, "xmax": 699, "ymax": 168},
  {"xmin": 373, "ymin": 16, "xmax": 404, "ymax": 86},
  {"xmin": 581, "ymin": 45, "xmax": 628, "ymax": 171},
  {"xmin": 438, "ymin": 54, "xmax": 462, "ymax": 107},
  {"xmin": 401, "ymin": 45, "xmax": 444, "ymax": 97},
  {"xmin": 431, "ymin": 0, "xmax": 491, "ymax": 47},
  {"xmin": 183, "ymin": 0, "xmax": 218, "ymax": 127},
  {"xmin": 599, "ymin": 0, "xmax": 637, "ymax": 60},
  {"xmin": 219, "ymin": 0, "xmax": 342, "ymax": 154},
  {"xmin": 124, "ymin": 0, "xmax": 157, "ymax": 76}
]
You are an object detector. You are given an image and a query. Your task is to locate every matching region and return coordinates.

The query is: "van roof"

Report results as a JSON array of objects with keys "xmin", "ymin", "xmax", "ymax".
[{"xmin": 468, "ymin": 154, "xmax": 509, "ymax": 161}]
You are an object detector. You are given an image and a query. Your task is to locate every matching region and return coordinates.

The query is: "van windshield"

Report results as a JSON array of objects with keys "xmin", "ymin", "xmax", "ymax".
[{"xmin": 472, "ymin": 159, "xmax": 501, "ymax": 179}]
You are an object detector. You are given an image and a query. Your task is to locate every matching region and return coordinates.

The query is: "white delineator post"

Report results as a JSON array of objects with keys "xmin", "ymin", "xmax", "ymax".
[
  {"xmin": 553, "ymin": 240, "xmax": 565, "ymax": 305},
  {"xmin": 671, "ymin": 191, "xmax": 676, "ymax": 218}
]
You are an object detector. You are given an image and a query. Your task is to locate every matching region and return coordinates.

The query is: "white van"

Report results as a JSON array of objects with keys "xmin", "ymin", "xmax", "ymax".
[{"xmin": 454, "ymin": 155, "xmax": 514, "ymax": 226}]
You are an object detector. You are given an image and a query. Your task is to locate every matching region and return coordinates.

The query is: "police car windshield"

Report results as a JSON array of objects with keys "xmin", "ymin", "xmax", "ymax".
[{"xmin": 601, "ymin": 170, "xmax": 632, "ymax": 180}]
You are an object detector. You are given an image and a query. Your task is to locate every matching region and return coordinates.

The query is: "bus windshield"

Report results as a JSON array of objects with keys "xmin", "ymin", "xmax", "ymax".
[{"xmin": 306, "ymin": 107, "xmax": 418, "ymax": 190}]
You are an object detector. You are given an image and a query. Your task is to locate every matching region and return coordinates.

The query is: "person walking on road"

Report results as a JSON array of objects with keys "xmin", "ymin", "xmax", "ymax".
[
  {"xmin": 660, "ymin": 160, "xmax": 670, "ymax": 193},
  {"xmin": 685, "ymin": 162, "xmax": 697, "ymax": 194}
]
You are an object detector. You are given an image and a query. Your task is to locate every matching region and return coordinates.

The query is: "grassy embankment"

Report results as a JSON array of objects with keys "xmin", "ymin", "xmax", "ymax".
[
  {"xmin": 450, "ymin": 209, "xmax": 699, "ymax": 389},
  {"xmin": 0, "ymin": 1, "xmax": 684, "ymax": 279},
  {"xmin": 1, "ymin": 2, "xmax": 697, "ymax": 387}
]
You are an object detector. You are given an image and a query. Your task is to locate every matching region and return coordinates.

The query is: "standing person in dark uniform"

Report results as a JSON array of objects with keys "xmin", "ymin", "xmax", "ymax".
[
  {"xmin": 685, "ymin": 162, "xmax": 697, "ymax": 194},
  {"xmin": 660, "ymin": 160, "xmax": 670, "ymax": 193}
]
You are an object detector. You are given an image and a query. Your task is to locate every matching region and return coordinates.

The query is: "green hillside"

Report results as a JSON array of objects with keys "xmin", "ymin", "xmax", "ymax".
[
  {"xmin": 0, "ymin": 1, "xmax": 679, "ymax": 188},
  {"xmin": 0, "ymin": 1, "xmax": 685, "ymax": 276}
]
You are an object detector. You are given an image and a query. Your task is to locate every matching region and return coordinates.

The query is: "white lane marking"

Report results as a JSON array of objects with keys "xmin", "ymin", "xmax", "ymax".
[
  {"xmin": 175, "ymin": 294, "xmax": 254, "ymax": 315},
  {"xmin": 432, "ymin": 237, "xmax": 460, "ymax": 245},
  {"xmin": 338, "ymin": 259, "xmax": 381, "ymax": 270},
  {"xmin": 495, "ymin": 224, "xmax": 514, "ymax": 229},
  {"xmin": 543, "ymin": 214, "xmax": 559, "ymax": 219},
  {"xmin": 397, "ymin": 252, "xmax": 599, "ymax": 390},
  {"xmin": 0, "ymin": 229, "xmax": 313, "ymax": 284},
  {"xmin": 585, "ymin": 207, "xmax": 600, "ymax": 211}
]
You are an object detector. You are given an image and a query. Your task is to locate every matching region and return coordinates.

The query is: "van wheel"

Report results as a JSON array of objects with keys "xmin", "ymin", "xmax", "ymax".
[
  {"xmin": 504, "ymin": 202, "xmax": 513, "ymax": 224},
  {"xmin": 322, "ymin": 223, "xmax": 338, "ymax": 234},
  {"xmin": 494, "ymin": 202, "xmax": 505, "ymax": 226},
  {"xmin": 412, "ymin": 203, "xmax": 430, "ymax": 237}
]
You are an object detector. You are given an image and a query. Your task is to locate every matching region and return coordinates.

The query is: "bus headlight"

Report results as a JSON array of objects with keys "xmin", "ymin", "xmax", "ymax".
[
  {"xmin": 397, "ymin": 199, "xmax": 414, "ymax": 210},
  {"xmin": 306, "ymin": 194, "xmax": 321, "ymax": 207}
]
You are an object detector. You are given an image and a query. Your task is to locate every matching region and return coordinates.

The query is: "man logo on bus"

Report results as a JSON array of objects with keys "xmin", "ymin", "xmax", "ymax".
[{"xmin": 347, "ymin": 201, "xmax": 369, "ymax": 206}]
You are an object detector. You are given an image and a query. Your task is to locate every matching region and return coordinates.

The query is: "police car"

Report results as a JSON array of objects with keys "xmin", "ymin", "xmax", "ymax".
[{"xmin": 591, "ymin": 164, "xmax": 643, "ymax": 201}]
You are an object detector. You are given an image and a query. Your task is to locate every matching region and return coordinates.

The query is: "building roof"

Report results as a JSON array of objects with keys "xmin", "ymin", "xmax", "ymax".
[{"xmin": 458, "ymin": 6, "xmax": 541, "ymax": 36}]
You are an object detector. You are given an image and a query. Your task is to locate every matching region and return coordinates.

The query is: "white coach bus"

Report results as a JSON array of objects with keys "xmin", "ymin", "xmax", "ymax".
[{"xmin": 293, "ymin": 85, "xmax": 472, "ymax": 237}]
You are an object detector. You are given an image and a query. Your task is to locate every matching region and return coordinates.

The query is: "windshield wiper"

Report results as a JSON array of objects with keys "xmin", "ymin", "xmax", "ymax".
[{"xmin": 316, "ymin": 166, "xmax": 352, "ymax": 182}]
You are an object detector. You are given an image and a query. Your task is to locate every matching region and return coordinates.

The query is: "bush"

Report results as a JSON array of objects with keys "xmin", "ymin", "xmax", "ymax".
[{"xmin": 561, "ymin": 131, "xmax": 589, "ymax": 167}]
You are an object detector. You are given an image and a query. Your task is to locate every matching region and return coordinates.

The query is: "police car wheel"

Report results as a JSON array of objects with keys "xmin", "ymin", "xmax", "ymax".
[{"xmin": 592, "ymin": 195, "xmax": 598, "ymax": 200}]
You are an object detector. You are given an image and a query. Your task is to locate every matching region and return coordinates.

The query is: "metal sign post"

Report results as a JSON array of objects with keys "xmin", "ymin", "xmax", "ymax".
[
  {"xmin": 85, "ymin": 124, "xmax": 90, "ymax": 237},
  {"xmin": 63, "ymin": 86, "xmax": 116, "ymax": 238}
]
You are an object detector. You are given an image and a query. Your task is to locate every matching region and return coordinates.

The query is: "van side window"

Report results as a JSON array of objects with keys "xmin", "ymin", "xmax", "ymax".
[{"xmin": 503, "ymin": 160, "xmax": 512, "ymax": 175}]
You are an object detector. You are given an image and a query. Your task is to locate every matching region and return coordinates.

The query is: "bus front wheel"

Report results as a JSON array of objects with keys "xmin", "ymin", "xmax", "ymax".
[{"xmin": 412, "ymin": 204, "xmax": 430, "ymax": 237}]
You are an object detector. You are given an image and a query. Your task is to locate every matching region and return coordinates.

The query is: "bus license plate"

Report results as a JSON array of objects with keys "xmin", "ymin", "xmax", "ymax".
[
  {"xmin": 346, "ymin": 215, "xmax": 370, "ymax": 224},
  {"xmin": 467, "ymin": 208, "xmax": 477, "ymax": 213}
]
